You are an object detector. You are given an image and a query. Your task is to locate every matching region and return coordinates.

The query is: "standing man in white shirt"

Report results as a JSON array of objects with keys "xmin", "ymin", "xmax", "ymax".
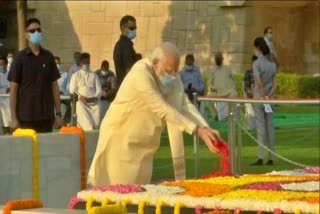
[
  {"xmin": 264, "ymin": 27, "xmax": 279, "ymax": 66},
  {"xmin": 69, "ymin": 53, "xmax": 101, "ymax": 130}
]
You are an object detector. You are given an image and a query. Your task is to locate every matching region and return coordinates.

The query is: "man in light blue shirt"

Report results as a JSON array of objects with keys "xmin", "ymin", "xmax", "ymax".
[{"xmin": 180, "ymin": 54, "xmax": 205, "ymax": 101}]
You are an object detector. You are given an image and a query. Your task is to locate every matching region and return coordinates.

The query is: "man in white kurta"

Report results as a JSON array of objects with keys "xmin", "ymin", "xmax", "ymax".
[
  {"xmin": 0, "ymin": 56, "xmax": 10, "ymax": 134},
  {"xmin": 69, "ymin": 53, "xmax": 101, "ymax": 131},
  {"xmin": 88, "ymin": 43, "xmax": 221, "ymax": 185}
]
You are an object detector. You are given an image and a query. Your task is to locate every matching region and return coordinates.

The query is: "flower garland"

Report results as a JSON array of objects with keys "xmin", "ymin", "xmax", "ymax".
[
  {"xmin": 162, "ymin": 182, "xmax": 233, "ymax": 197},
  {"xmin": 173, "ymin": 202, "xmax": 184, "ymax": 214},
  {"xmin": 89, "ymin": 184, "xmax": 142, "ymax": 193},
  {"xmin": 60, "ymin": 126, "xmax": 86, "ymax": 190},
  {"xmin": 155, "ymin": 200, "xmax": 166, "ymax": 214},
  {"xmin": 13, "ymin": 128, "xmax": 39, "ymax": 200},
  {"xmin": 2, "ymin": 199, "xmax": 43, "ymax": 214},
  {"xmin": 138, "ymin": 200, "xmax": 149, "ymax": 214},
  {"xmin": 88, "ymin": 203, "xmax": 127, "ymax": 214},
  {"xmin": 68, "ymin": 196, "xmax": 85, "ymax": 209}
]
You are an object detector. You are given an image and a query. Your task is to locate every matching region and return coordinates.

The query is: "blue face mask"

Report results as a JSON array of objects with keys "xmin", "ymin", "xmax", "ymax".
[
  {"xmin": 0, "ymin": 65, "xmax": 6, "ymax": 73},
  {"xmin": 128, "ymin": 30, "xmax": 136, "ymax": 40},
  {"xmin": 185, "ymin": 65, "xmax": 193, "ymax": 71},
  {"xmin": 82, "ymin": 64, "xmax": 90, "ymax": 72},
  {"xmin": 29, "ymin": 31, "xmax": 42, "ymax": 45},
  {"xmin": 57, "ymin": 64, "xmax": 63, "ymax": 73},
  {"xmin": 160, "ymin": 74, "xmax": 176, "ymax": 88}
]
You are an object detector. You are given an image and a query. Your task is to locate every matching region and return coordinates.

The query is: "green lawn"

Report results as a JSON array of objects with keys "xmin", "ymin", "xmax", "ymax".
[{"xmin": 152, "ymin": 105, "xmax": 320, "ymax": 182}]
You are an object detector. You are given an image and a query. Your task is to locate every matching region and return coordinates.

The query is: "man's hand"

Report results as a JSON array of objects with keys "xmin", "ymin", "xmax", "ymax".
[
  {"xmin": 197, "ymin": 127, "xmax": 222, "ymax": 154},
  {"xmin": 10, "ymin": 118, "xmax": 20, "ymax": 132},
  {"xmin": 54, "ymin": 115, "xmax": 63, "ymax": 129},
  {"xmin": 101, "ymin": 90, "xmax": 107, "ymax": 98},
  {"xmin": 79, "ymin": 96, "xmax": 87, "ymax": 105}
]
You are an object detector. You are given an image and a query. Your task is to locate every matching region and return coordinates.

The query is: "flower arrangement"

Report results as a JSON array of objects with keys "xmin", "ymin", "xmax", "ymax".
[
  {"xmin": 2, "ymin": 199, "xmax": 43, "ymax": 214},
  {"xmin": 75, "ymin": 169, "xmax": 319, "ymax": 213},
  {"xmin": 13, "ymin": 128, "xmax": 39, "ymax": 199},
  {"xmin": 60, "ymin": 126, "xmax": 86, "ymax": 190}
]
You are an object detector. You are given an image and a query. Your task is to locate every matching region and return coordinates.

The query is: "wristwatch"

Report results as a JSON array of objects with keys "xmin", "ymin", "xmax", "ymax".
[{"xmin": 56, "ymin": 112, "xmax": 62, "ymax": 117}]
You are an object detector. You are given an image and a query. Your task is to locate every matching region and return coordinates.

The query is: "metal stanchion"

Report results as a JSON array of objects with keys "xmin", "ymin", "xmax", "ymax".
[
  {"xmin": 236, "ymin": 104, "xmax": 242, "ymax": 175},
  {"xmin": 192, "ymin": 92, "xmax": 200, "ymax": 178},
  {"xmin": 228, "ymin": 103, "xmax": 236, "ymax": 175},
  {"xmin": 71, "ymin": 93, "xmax": 78, "ymax": 126}
]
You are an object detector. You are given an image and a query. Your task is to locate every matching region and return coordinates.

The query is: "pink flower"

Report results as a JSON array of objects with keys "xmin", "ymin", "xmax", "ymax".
[
  {"xmin": 68, "ymin": 196, "xmax": 85, "ymax": 209},
  {"xmin": 274, "ymin": 208, "xmax": 283, "ymax": 214},
  {"xmin": 89, "ymin": 184, "xmax": 143, "ymax": 194},
  {"xmin": 195, "ymin": 205, "xmax": 204, "ymax": 214}
]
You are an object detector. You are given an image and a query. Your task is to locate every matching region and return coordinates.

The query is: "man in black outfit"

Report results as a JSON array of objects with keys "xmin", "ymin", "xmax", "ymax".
[
  {"xmin": 7, "ymin": 18, "xmax": 62, "ymax": 133},
  {"xmin": 113, "ymin": 15, "xmax": 138, "ymax": 88}
]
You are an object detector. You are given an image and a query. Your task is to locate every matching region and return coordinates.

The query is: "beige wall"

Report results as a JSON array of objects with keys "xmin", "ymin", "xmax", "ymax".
[{"xmin": 4, "ymin": 1, "xmax": 319, "ymax": 75}]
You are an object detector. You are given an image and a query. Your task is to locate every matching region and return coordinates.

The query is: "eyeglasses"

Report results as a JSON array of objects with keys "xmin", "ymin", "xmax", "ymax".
[
  {"xmin": 128, "ymin": 26, "xmax": 137, "ymax": 31},
  {"xmin": 26, "ymin": 28, "xmax": 42, "ymax": 33}
]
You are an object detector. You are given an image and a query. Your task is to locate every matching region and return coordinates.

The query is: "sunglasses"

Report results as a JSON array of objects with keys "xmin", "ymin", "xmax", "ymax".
[
  {"xmin": 128, "ymin": 26, "xmax": 137, "ymax": 31},
  {"xmin": 26, "ymin": 28, "xmax": 42, "ymax": 33}
]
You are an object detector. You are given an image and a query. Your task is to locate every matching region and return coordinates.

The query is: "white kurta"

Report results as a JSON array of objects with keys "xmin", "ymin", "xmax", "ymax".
[
  {"xmin": 0, "ymin": 71, "xmax": 10, "ymax": 127},
  {"xmin": 88, "ymin": 59, "xmax": 208, "ymax": 185},
  {"xmin": 69, "ymin": 69, "xmax": 101, "ymax": 130}
]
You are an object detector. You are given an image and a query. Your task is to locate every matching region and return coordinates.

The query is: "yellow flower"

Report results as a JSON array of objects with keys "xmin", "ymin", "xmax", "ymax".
[
  {"xmin": 174, "ymin": 202, "xmax": 184, "ymax": 214},
  {"xmin": 86, "ymin": 197, "xmax": 95, "ymax": 211},
  {"xmin": 155, "ymin": 201, "xmax": 166, "ymax": 214},
  {"xmin": 13, "ymin": 128, "xmax": 39, "ymax": 200},
  {"xmin": 138, "ymin": 200, "xmax": 149, "ymax": 214},
  {"xmin": 217, "ymin": 190, "xmax": 319, "ymax": 202},
  {"xmin": 88, "ymin": 203, "xmax": 127, "ymax": 214},
  {"xmin": 102, "ymin": 198, "xmax": 110, "ymax": 207}
]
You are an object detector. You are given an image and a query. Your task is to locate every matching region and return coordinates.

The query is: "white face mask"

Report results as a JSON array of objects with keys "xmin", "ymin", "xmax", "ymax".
[
  {"xmin": 7, "ymin": 56, "xmax": 13, "ymax": 64},
  {"xmin": 266, "ymin": 33, "xmax": 273, "ymax": 41},
  {"xmin": 101, "ymin": 70, "xmax": 107, "ymax": 75}
]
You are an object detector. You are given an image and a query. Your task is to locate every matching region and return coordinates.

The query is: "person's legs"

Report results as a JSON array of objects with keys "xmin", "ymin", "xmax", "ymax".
[
  {"xmin": 252, "ymin": 105, "xmax": 266, "ymax": 165},
  {"xmin": 61, "ymin": 100, "xmax": 72, "ymax": 125},
  {"xmin": 266, "ymin": 112, "xmax": 275, "ymax": 163}
]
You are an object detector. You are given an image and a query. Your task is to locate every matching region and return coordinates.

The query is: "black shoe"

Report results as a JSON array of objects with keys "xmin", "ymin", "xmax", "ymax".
[
  {"xmin": 266, "ymin": 160, "xmax": 274, "ymax": 165},
  {"xmin": 251, "ymin": 159, "xmax": 263, "ymax": 166}
]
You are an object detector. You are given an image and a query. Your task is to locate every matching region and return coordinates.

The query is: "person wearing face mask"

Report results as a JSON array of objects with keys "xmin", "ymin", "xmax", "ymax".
[
  {"xmin": 88, "ymin": 42, "xmax": 223, "ymax": 186},
  {"xmin": 69, "ymin": 53, "xmax": 102, "ymax": 131},
  {"xmin": 207, "ymin": 52, "xmax": 238, "ymax": 121},
  {"xmin": 263, "ymin": 26, "xmax": 279, "ymax": 66},
  {"xmin": 113, "ymin": 15, "xmax": 141, "ymax": 89},
  {"xmin": 95, "ymin": 60, "xmax": 117, "ymax": 122},
  {"xmin": 251, "ymin": 37, "xmax": 277, "ymax": 166},
  {"xmin": 0, "ymin": 56, "xmax": 11, "ymax": 134},
  {"xmin": 6, "ymin": 50, "xmax": 14, "ymax": 72},
  {"xmin": 180, "ymin": 54, "xmax": 205, "ymax": 101},
  {"xmin": 7, "ymin": 18, "xmax": 62, "ymax": 133}
]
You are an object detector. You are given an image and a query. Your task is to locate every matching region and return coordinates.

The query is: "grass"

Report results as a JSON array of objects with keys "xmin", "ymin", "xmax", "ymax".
[{"xmin": 151, "ymin": 105, "xmax": 320, "ymax": 182}]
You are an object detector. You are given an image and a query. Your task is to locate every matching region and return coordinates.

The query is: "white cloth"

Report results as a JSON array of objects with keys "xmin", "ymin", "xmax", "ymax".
[
  {"xmin": 69, "ymin": 69, "xmax": 102, "ymax": 130},
  {"xmin": 0, "ymin": 71, "xmax": 10, "ymax": 127},
  {"xmin": 264, "ymin": 37, "xmax": 277, "ymax": 57}
]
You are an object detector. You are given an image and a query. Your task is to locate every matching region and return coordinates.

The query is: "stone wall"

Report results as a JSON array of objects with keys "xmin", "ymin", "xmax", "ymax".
[
  {"xmin": 0, "ymin": 131, "xmax": 99, "ymax": 208},
  {"xmin": 2, "ymin": 1, "xmax": 319, "ymax": 74}
]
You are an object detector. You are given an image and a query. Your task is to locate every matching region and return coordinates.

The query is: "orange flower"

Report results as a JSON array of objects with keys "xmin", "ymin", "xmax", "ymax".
[
  {"xmin": 289, "ymin": 197, "xmax": 320, "ymax": 204},
  {"xmin": 3, "ymin": 199, "xmax": 43, "ymax": 214},
  {"xmin": 162, "ymin": 182, "xmax": 233, "ymax": 197},
  {"xmin": 60, "ymin": 126, "xmax": 86, "ymax": 190}
]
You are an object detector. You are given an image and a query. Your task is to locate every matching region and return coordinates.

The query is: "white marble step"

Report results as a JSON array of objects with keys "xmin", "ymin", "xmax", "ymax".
[{"xmin": 0, "ymin": 207, "xmax": 86, "ymax": 214}]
